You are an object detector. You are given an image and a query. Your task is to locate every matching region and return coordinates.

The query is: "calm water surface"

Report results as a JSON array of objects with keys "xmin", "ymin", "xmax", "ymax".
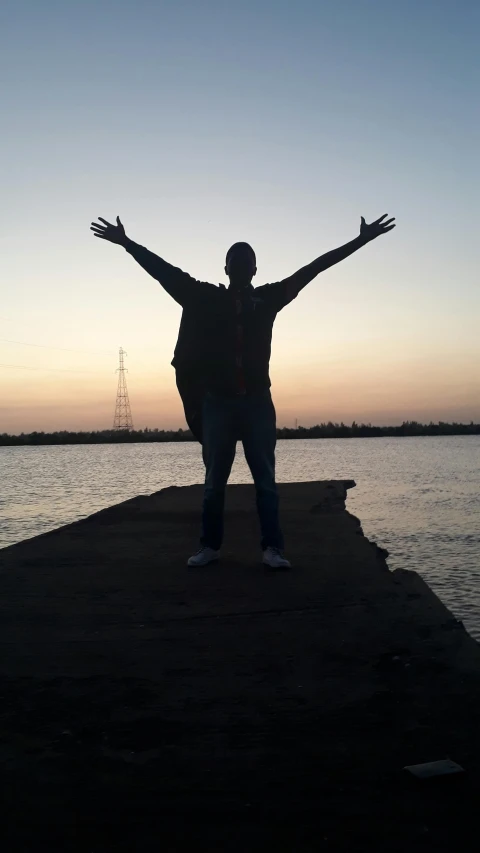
[{"xmin": 1, "ymin": 437, "xmax": 479, "ymax": 637}]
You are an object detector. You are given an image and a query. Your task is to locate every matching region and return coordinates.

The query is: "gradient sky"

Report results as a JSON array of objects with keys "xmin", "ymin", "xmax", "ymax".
[{"xmin": 1, "ymin": 0, "xmax": 479, "ymax": 432}]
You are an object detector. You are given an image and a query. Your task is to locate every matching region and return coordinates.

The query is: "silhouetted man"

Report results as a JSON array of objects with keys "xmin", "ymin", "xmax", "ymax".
[{"xmin": 91, "ymin": 213, "xmax": 395, "ymax": 567}]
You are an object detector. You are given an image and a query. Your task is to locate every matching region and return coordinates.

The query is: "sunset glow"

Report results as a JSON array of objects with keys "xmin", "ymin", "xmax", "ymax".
[{"xmin": 2, "ymin": 1, "xmax": 479, "ymax": 433}]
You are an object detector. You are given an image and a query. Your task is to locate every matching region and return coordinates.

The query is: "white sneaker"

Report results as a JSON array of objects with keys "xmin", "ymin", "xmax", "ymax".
[
  {"xmin": 263, "ymin": 547, "xmax": 291, "ymax": 569},
  {"xmin": 187, "ymin": 546, "xmax": 220, "ymax": 567}
]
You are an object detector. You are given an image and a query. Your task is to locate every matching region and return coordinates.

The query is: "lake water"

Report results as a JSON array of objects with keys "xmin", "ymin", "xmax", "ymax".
[{"xmin": 1, "ymin": 437, "xmax": 479, "ymax": 638}]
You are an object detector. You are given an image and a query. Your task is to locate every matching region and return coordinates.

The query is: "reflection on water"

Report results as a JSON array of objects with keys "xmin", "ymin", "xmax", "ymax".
[{"xmin": 1, "ymin": 437, "xmax": 479, "ymax": 638}]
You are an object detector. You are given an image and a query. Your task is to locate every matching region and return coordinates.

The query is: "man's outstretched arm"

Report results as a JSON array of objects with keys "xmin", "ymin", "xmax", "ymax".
[
  {"xmin": 277, "ymin": 214, "xmax": 396, "ymax": 303},
  {"xmin": 90, "ymin": 216, "xmax": 198, "ymax": 306}
]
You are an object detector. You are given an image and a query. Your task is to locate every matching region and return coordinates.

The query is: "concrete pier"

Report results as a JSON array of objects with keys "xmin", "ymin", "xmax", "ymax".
[{"xmin": 1, "ymin": 481, "xmax": 479, "ymax": 851}]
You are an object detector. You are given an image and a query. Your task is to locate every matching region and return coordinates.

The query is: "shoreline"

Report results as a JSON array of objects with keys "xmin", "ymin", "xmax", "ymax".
[{"xmin": 2, "ymin": 426, "xmax": 480, "ymax": 447}]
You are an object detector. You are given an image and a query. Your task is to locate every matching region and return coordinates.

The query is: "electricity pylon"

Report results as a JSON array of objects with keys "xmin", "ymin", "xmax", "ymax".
[{"xmin": 113, "ymin": 347, "xmax": 134, "ymax": 430}]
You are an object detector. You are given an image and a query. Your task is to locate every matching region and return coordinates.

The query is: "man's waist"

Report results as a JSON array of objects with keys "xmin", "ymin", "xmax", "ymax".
[
  {"xmin": 205, "ymin": 388, "xmax": 272, "ymax": 402},
  {"xmin": 205, "ymin": 375, "xmax": 271, "ymax": 394}
]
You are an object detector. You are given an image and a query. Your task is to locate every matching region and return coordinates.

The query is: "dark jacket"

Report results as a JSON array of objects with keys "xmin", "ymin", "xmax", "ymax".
[{"xmin": 125, "ymin": 240, "xmax": 301, "ymax": 397}]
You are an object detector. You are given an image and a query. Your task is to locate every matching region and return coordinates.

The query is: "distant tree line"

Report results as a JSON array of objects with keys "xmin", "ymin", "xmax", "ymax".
[
  {"xmin": 277, "ymin": 420, "xmax": 480, "ymax": 439},
  {"xmin": 1, "ymin": 421, "xmax": 479, "ymax": 446}
]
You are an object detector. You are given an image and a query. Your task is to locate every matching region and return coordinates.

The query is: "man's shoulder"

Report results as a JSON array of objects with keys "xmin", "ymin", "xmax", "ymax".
[
  {"xmin": 199, "ymin": 281, "xmax": 226, "ymax": 292},
  {"xmin": 254, "ymin": 282, "xmax": 282, "ymax": 295},
  {"xmin": 253, "ymin": 282, "xmax": 285, "ymax": 303},
  {"xmin": 254, "ymin": 280, "xmax": 298, "ymax": 311},
  {"xmin": 182, "ymin": 281, "xmax": 225, "ymax": 309},
  {"xmin": 188, "ymin": 280, "xmax": 224, "ymax": 295}
]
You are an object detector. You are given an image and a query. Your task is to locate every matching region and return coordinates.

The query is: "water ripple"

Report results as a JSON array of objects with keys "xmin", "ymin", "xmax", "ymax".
[{"xmin": 1, "ymin": 436, "xmax": 479, "ymax": 638}]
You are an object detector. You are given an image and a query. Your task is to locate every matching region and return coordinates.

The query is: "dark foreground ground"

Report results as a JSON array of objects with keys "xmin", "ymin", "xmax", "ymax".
[{"xmin": 1, "ymin": 481, "xmax": 480, "ymax": 852}]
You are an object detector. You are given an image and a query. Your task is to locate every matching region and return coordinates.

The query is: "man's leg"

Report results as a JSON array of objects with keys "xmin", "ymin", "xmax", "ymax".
[
  {"xmin": 200, "ymin": 394, "xmax": 237, "ymax": 550},
  {"xmin": 241, "ymin": 392, "xmax": 284, "ymax": 551}
]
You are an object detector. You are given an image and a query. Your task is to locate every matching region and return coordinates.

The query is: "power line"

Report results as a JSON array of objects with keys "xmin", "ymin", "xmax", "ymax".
[
  {"xmin": 0, "ymin": 338, "xmax": 114, "ymax": 355},
  {"xmin": 0, "ymin": 363, "xmax": 104, "ymax": 374}
]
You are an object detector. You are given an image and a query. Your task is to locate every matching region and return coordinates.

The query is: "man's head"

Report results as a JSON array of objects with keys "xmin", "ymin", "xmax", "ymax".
[{"xmin": 225, "ymin": 242, "xmax": 257, "ymax": 288}]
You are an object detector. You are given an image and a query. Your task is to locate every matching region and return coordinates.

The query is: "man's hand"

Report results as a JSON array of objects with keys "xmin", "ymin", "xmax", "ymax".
[
  {"xmin": 360, "ymin": 214, "xmax": 396, "ymax": 242},
  {"xmin": 90, "ymin": 216, "xmax": 128, "ymax": 246}
]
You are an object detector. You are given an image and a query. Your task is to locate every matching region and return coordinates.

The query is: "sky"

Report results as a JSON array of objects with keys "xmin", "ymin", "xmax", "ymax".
[{"xmin": 1, "ymin": 0, "xmax": 479, "ymax": 433}]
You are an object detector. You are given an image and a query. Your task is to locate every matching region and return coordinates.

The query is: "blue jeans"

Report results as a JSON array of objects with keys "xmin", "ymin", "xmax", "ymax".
[{"xmin": 201, "ymin": 391, "xmax": 283, "ymax": 551}]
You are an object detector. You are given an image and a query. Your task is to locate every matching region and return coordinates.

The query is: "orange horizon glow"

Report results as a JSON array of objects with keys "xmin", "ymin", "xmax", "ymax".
[{"xmin": 2, "ymin": 345, "xmax": 479, "ymax": 434}]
